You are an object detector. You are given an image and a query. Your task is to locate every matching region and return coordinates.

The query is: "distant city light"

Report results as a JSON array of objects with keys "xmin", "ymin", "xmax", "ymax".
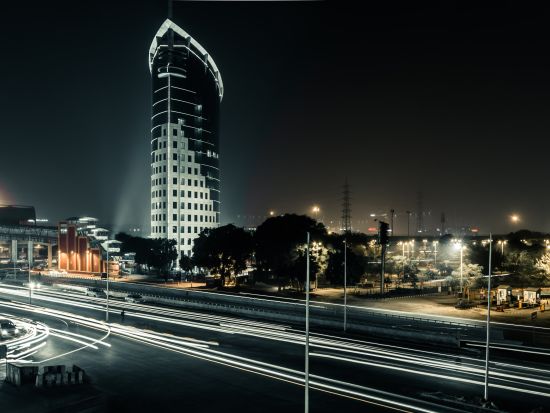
[{"xmin": 510, "ymin": 214, "xmax": 520, "ymax": 223}]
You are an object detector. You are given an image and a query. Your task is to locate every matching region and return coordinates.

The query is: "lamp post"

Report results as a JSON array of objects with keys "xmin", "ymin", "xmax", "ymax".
[
  {"xmin": 28, "ymin": 236, "xmax": 32, "ymax": 305},
  {"xmin": 497, "ymin": 240, "xmax": 507, "ymax": 255},
  {"xmin": 343, "ymin": 239, "xmax": 347, "ymax": 332},
  {"xmin": 304, "ymin": 232, "xmax": 310, "ymax": 413},
  {"xmin": 102, "ymin": 242, "xmax": 110, "ymax": 323},
  {"xmin": 484, "ymin": 234, "xmax": 493, "ymax": 401}
]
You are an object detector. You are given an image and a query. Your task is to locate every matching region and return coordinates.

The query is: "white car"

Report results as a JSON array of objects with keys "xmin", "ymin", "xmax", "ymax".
[{"xmin": 125, "ymin": 294, "xmax": 144, "ymax": 303}]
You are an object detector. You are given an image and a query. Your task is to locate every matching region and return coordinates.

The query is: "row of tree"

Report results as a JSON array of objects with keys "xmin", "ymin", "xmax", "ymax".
[{"xmin": 116, "ymin": 217, "xmax": 550, "ymax": 288}]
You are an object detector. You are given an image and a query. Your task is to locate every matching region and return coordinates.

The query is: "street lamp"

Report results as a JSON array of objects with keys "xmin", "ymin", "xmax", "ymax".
[
  {"xmin": 343, "ymin": 239, "xmax": 347, "ymax": 332},
  {"xmin": 433, "ymin": 240, "xmax": 439, "ymax": 266},
  {"xmin": 510, "ymin": 214, "xmax": 520, "ymax": 224},
  {"xmin": 304, "ymin": 232, "xmax": 310, "ymax": 413},
  {"xmin": 453, "ymin": 240, "xmax": 465, "ymax": 297},
  {"xmin": 497, "ymin": 240, "xmax": 507, "ymax": 255},
  {"xmin": 311, "ymin": 205, "xmax": 321, "ymax": 222},
  {"xmin": 102, "ymin": 241, "xmax": 110, "ymax": 323}
]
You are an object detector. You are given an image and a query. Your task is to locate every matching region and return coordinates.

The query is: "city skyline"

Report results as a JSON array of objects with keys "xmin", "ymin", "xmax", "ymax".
[{"xmin": 0, "ymin": 1, "xmax": 549, "ymax": 234}]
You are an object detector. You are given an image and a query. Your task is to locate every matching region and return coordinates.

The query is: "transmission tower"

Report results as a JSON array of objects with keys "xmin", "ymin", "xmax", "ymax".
[{"xmin": 342, "ymin": 179, "xmax": 352, "ymax": 233}]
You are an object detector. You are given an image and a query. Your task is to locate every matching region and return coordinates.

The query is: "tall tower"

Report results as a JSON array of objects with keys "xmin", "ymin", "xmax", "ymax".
[
  {"xmin": 341, "ymin": 179, "xmax": 351, "ymax": 233},
  {"xmin": 149, "ymin": 19, "xmax": 223, "ymax": 257}
]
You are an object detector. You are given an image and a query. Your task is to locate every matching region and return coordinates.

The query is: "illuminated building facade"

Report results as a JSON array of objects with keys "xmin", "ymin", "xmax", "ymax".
[{"xmin": 149, "ymin": 19, "xmax": 223, "ymax": 257}]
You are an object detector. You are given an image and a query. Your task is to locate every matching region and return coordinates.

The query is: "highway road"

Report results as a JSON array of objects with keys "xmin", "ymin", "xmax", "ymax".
[{"xmin": 0, "ymin": 283, "xmax": 549, "ymax": 412}]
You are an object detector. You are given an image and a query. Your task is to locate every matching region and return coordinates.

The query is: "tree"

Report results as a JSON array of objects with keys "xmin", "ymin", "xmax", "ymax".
[
  {"xmin": 192, "ymin": 224, "xmax": 253, "ymax": 286},
  {"xmin": 535, "ymin": 252, "xmax": 550, "ymax": 275},
  {"xmin": 116, "ymin": 233, "xmax": 155, "ymax": 273},
  {"xmin": 324, "ymin": 243, "xmax": 365, "ymax": 286},
  {"xmin": 254, "ymin": 214, "xmax": 326, "ymax": 291},
  {"xmin": 179, "ymin": 254, "xmax": 193, "ymax": 279},
  {"xmin": 149, "ymin": 238, "xmax": 178, "ymax": 279}
]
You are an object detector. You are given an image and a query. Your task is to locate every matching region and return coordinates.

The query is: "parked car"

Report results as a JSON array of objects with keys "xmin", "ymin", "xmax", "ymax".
[
  {"xmin": 0, "ymin": 320, "xmax": 19, "ymax": 338},
  {"xmin": 86, "ymin": 287, "xmax": 107, "ymax": 298},
  {"xmin": 125, "ymin": 293, "xmax": 145, "ymax": 303}
]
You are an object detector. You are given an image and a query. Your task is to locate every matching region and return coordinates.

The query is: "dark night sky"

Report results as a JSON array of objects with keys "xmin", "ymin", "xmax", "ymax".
[{"xmin": 1, "ymin": 1, "xmax": 549, "ymax": 234}]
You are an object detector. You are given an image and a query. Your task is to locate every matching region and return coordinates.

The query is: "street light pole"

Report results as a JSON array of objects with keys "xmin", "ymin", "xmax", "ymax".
[
  {"xmin": 460, "ymin": 244, "xmax": 464, "ymax": 298},
  {"xmin": 28, "ymin": 236, "xmax": 31, "ymax": 305},
  {"xmin": 343, "ymin": 239, "xmax": 347, "ymax": 332},
  {"xmin": 106, "ymin": 247, "xmax": 109, "ymax": 323},
  {"xmin": 305, "ymin": 232, "xmax": 310, "ymax": 413},
  {"xmin": 484, "ymin": 233, "xmax": 493, "ymax": 401}
]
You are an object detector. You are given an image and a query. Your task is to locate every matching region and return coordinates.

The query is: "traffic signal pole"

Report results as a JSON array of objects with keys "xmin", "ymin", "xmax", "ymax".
[
  {"xmin": 378, "ymin": 221, "xmax": 389, "ymax": 296},
  {"xmin": 380, "ymin": 244, "xmax": 386, "ymax": 295}
]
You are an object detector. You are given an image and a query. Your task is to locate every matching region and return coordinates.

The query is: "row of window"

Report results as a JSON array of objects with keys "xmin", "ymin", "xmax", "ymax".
[
  {"xmin": 151, "ymin": 189, "xmax": 209, "ymax": 200},
  {"xmin": 151, "ymin": 226, "xmax": 208, "ymax": 241},
  {"xmin": 152, "ymin": 213, "xmax": 215, "ymax": 223},
  {"xmin": 151, "ymin": 165, "xmax": 201, "ymax": 176},
  {"xmin": 152, "ymin": 177, "xmax": 205, "ymax": 188},
  {"xmin": 152, "ymin": 152, "xmax": 196, "ymax": 163}
]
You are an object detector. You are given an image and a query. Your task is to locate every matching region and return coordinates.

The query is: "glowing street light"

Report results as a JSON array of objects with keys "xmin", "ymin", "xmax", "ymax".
[
  {"xmin": 453, "ymin": 240, "xmax": 465, "ymax": 296},
  {"xmin": 497, "ymin": 240, "xmax": 507, "ymax": 255},
  {"xmin": 510, "ymin": 214, "xmax": 520, "ymax": 223},
  {"xmin": 269, "ymin": 210, "xmax": 275, "ymax": 217}
]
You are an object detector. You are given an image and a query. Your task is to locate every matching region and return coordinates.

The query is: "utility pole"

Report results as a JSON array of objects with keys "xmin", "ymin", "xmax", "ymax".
[
  {"xmin": 484, "ymin": 234, "xmax": 493, "ymax": 402},
  {"xmin": 343, "ymin": 239, "xmax": 347, "ymax": 332},
  {"xmin": 378, "ymin": 222, "xmax": 389, "ymax": 295},
  {"xmin": 305, "ymin": 232, "xmax": 310, "ymax": 413}
]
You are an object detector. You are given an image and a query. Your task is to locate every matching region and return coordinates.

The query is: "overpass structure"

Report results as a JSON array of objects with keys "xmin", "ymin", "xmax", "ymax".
[{"xmin": 0, "ymin": 225, "xmax": 57, "ymax": 268}]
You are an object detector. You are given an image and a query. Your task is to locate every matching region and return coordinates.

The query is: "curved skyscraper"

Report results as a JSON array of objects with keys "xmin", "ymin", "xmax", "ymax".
[{"xmin": 149, "ymin": 19, "xmax": 223, "ymax": 257}]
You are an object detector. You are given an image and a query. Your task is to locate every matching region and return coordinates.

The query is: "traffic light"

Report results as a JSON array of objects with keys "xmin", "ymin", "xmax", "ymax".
[{"xmin": 378, "ymin": 221, "xmax": 389, "ymax": 245}]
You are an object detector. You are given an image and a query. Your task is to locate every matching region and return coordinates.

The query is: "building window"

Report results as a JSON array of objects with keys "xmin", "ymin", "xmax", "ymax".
[
  {"xmin": 181, "ymin": 178, "xmax": 185, "ymax": 185},
  {"xmin": 200, "ymin": 216, "xmax": 203, "ymax": 222},
  {"xmin": 194, "ymin": 192, "xmax": 198, "ymax": 198},
  {"xmin": 163, "ymin": 177, "xmax": 167, "ymax": 184},
  {"xmin": 188, "ymin": 226, "xmax": 191, "ymax": 233},
  {"xmin": 173, "ymin": 165, "xmax": 177, "ymax": 173},
  {"xmin": 187, "ymin": 167, "xmax": 192, "ymax": 174},
  {"xmin": 173, "ymin": 226, "xmax": 177, "ymax": 234},
  {"xmin": 180, "ymin": 203, "xmax": 184, "ymax": 209},
  {"xmin": 163, "ymin": 153, "xmax": 167, "ymax": 161},
  {"xmin": 180, "ymin": 226, "xmax": 185, "ymax": 233},
  {"xmin": 200, "ymin": 193, "xmax": 203, "ymax": 199},
  {"xmin": 194, "ymin": 215, "xmax": 197, "ymax": 222},
  {"xmin": 194, "ymin": 204, "xmax": 197, "ymax": 210},
  {"xmin": 200, "ymin": 181, "xmax": 203, "ymax": 187},
  {"xmin": 173, "ymin": 129, "xmax": 178, "ymax": 136},
  {"xmin": 163, "ymin": 190, "xmax": 166, "ymax": 196},
  {"xmin": 181, "ymin": 214, "xmax": 185, "ymax": 221},
  {"xmin": 163, "ymin": 214, "xmax": 166, "ymax": 220},
  {"xmin": 173, "ymin": 214, "xmax": 177, "ymax": 221},
  {"xmin": 187, "ymin": 179, "xmax": 191, "ymax": 185},
  {"xmin": 173, "ymin": 190, "xmax": 177, "ymax": 196},
  {"xmin": 173, "ymin": 153, "xmax": 178, "ymax": 161},
  {"xmin": 194, "ymin": 181, "xmax": 198, "ymax": 187},
  {"xmin": 187, "ymin": 239, "xmax": 191, "ymax": 245},
  {"xmin": 200, "ymin": 204, "xmax": 203, "ymax": 211},
  {"xmin": 188, "ymin": 203, "xmax": 191, "ymax": 209},
  {"xmin": 173, "ymin": 202, "xmax": 177, "ymax": 209},
  {"xmin": 188, "ymin": 215, "xmax": 191, "ymax": 221},
  {"xmin": 163, "ymin": 202, "xmax": 166, "ymax": 209},
  {"xmin": 194, "ymin": 227, "xmax": 198, "ymax": 233},
  {"xmin": 194, "ymin": 168, "xmax": 198, "ymax": 175},
  {"xmin": 173, "ymin": 177, "xmax": 177, "ymax": 184},
  {"xmin": 205, "ymin": 193, "xmax": 208, "ymax": 199},
  {"xmin": 163, "ymin": 165, "xmax": 167, "ymax": 172},
  {"xmin": 180, "ymin": 190, "xmax": 184, "ymax": 197},
  {"xmin": 173, "ymin": 141, "xmax": 177, "ymax": 148}
]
